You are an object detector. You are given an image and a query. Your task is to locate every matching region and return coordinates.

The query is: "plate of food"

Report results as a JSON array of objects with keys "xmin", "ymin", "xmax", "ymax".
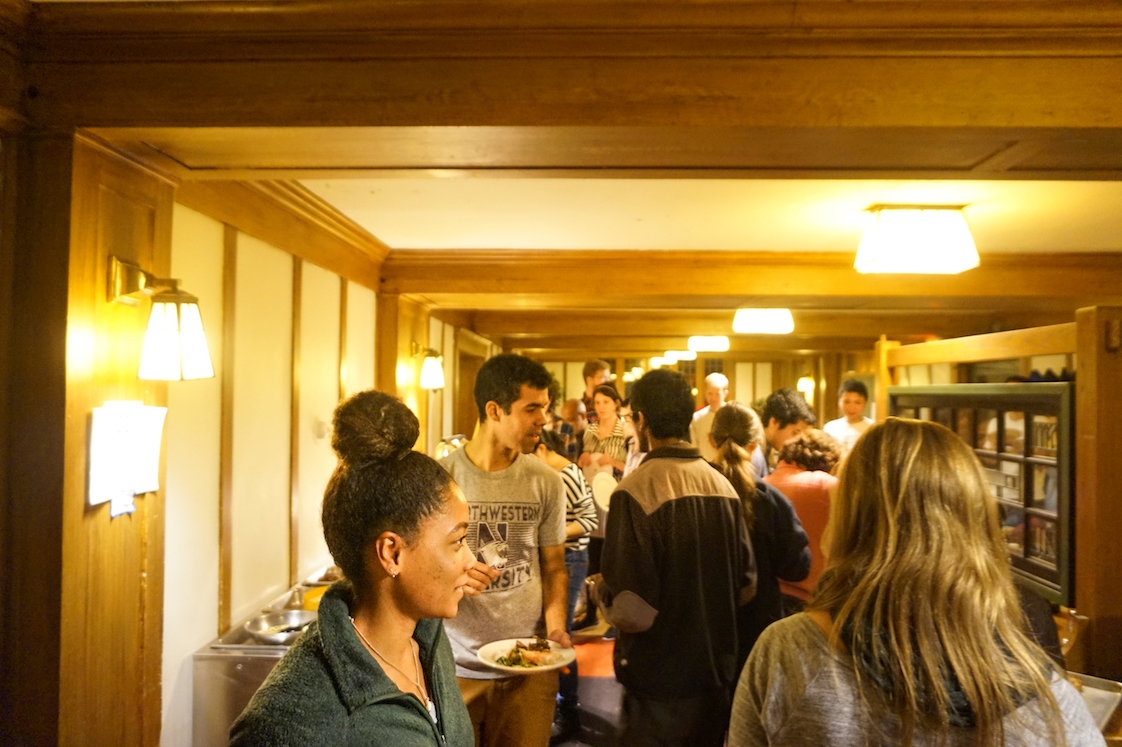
[{"xmin": 477, "ymin": 636, "xmax": 576, "ymax": 674}]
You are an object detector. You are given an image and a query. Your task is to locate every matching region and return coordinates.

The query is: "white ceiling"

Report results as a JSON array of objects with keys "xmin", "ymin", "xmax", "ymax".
[{"xmin": 300, "ymin": 178, "xmax": 1122, "ymax": 253}]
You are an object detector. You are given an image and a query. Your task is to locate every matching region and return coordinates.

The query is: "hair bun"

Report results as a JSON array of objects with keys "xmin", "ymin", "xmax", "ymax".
[{"xmin": 331, "ymin": 390, "xmax": 419, "ymax": 464}]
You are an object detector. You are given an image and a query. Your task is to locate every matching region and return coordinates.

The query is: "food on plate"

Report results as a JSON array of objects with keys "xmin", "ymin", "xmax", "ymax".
[
  {"xmin": 495, "ymin": 637, "xmax": 562, "ymax": 668},
  {"xmin": 317, "ymin": 565, "xmax": 343, "ymax": 583},
  {"xmin": 263, "ymin": 621, "xmax": 312, "ymax": 637}
]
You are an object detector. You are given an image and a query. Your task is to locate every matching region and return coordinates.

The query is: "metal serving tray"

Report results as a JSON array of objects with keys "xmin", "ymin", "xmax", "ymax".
[{"xmin": 1069, "ymin": 671, "xmax": 1122, "ymax": 733}]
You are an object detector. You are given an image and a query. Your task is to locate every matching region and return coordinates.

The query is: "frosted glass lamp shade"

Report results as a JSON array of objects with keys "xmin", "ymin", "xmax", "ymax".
[
  {"xmin": 733, "ymin": 308, "xmax": 794, "ymax": 334},
  {"xmin": 855, "ymin": 207, "xmax": 979, "ymax": 274},
  {"xmin": 138, "ymin": 295, "xmax": 215, "ymax": 381},
  {"xmin": 420, "ymin": 354, "xmax": 445, "ymax": 390},
  {"xmin": 687, "ymin": 336, "xmax": 730, "ymax": 353}
]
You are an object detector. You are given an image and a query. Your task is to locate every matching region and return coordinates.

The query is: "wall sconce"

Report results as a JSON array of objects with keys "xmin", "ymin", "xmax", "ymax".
[
  {"xmin": 854, "ymin": 205, "xmax": 978, "ymax": 274},
  {"xmin": 733, "ymin": 308, "xmax": 794, "ymax": 334},
  {"xmin": 796, "ymin": 375, "xmax": 815, "ymax": 405},
  {"xmin": 411, "ymin": 341, "xmax": 445, "ymax": 390},
  {"xmin": 109, "ymin": 257, "xmax": 215, "ymax": 380}
]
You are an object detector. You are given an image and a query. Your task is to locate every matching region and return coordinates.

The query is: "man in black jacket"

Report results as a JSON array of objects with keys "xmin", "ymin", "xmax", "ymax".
[{"xmin": 588, "ymin": 368, "xmax": 757, "ymax": 747}]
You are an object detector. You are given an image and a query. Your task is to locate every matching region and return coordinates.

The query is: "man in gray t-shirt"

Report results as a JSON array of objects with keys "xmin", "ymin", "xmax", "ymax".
[{"xmin": 439, "ymin": 353, "xmax": 568, "ymax": 747}]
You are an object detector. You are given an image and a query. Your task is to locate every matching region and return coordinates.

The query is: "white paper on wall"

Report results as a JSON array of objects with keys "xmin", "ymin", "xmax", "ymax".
[{"xmin": 89, "ymin": 401, "xmax": 169, "ymax": 517}]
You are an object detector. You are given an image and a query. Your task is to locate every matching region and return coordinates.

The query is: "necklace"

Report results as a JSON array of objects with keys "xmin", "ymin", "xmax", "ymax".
[{"xmin": 350, "ymin": 617, "xmax": 438, "ymax": 723}]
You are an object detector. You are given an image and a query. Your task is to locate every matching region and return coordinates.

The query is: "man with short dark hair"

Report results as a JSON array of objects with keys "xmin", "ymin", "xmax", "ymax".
[
  {"xmin": 822, "ymin": 379, "xmax": 873, "ymax": 453},
  {"xmin": 581, "ymin": 359, "xmax": 612, "ymax": 425},
  {"xmin": 440, "ymin": 353, "xmax": 570, "ymax": 747},
  {"xmin": 759, "ymin": 387, "xmax": 817, "ymax": 474},
  {"xmin": 588, "ymin": 369, "xmax": 756, "ymax": 747}
]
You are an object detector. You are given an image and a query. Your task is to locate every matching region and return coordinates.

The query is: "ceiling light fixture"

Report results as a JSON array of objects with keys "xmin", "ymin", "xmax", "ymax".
[
  {"xmin": 687, "ymin": 336, "xmax": 730, "ymax": 353},
  {"xmin": 854, "ymin": 205, "xmax": 979, "ymax": 274},
  {"xmin": 663, "ymin": 350, "xmax": 697, "ymax": 363},
  {"xmin": 732, "ymin": 308, "xmax": 795, "ymax": 335}
]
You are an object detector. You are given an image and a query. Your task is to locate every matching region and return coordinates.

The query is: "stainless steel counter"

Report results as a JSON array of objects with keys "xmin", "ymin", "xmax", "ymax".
[{"xmin": 192, "ymin": 587, "xmax": 316, "ymax": 747}]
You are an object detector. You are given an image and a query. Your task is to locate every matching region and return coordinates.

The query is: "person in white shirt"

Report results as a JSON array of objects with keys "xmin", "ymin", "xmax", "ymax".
[
  {"xmin": 822, "ymin": 380, "xmax": 873, "ymax": 453},
  {"xmin": 690, "ymin": 372, "xmax": 728, "ymax": 462}
]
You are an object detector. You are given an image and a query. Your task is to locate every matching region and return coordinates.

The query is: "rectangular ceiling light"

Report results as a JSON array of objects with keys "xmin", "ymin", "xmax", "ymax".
[
  {"xmin": 687, "ymin": 336, "xmax": 730, "ymax": 353},
  {"xmin": 854, "ymin": 205, "xmax": 979, "ymax": 274},
  {"xmin": 732, "ymin": 308, "xmax": 794, "ymax": 334}
]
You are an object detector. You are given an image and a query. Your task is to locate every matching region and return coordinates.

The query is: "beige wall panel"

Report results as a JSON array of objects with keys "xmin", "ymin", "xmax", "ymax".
[
  {"xmin": 755, "ymin": 362, "xmax": 773, "ymax": 401},
  {"xmin": 343, "ymin": 281, "xmax": 376, "ymax": 399},
  {"xmin": 907, "ymin": 363, "xmax": 932, "ymax": 386},
  {"xmin": 441, "ymin": 322, "xmax": 455, "ymax": 441},
  {"xmin": 735, "ymin": 362, "xmax": 754, "ymax": 405},
  {"xmin": 161, "ymin": 203, "xmax": 224, "ymax": 747},
  {"xmin": 230, "ymin": 234, "xmax": 293, "ymax": 625},
  {"xmin": 565, "ymin": 363, "xmax": 585, "ymax": 405},
  {"xmin": 296, "ymin": 261, "xmax": 340, "ymax": 582},
  {"xmin": 931, "ymin": 362, "xmax": 954, "ymax": 386},
  {"xmin": 1031, "ymin": 354, "xmax": 1069, "ymax": 375},
  {"xmin": 426, "ymin": 316, "xmax": 444, "ymax": 456}
]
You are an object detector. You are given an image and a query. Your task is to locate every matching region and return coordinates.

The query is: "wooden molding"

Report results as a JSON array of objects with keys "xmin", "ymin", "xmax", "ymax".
[
  {"xmin": 218, "ymin": 224, "xmax": 237, "ymax": 636},
  {"xmin": 887, "ymin": 322, "xmax": 1077, "ymax": 368},
  {"xmin": 509, "ymin": 335, "xmax": 897, "ymax": 355},
  {"xmin": 473, "ymin": 309, "xmax": 1070, "ymax": 341},
  {"xmin": 26, "ymin": 2, "xmax": 1122, "ymax": 57},
  {"xmin": 1074, "ymin": 306, "xmax": 1122, "ymax": 679},
  {"xmin": 288, "ymin": 257, "xmax": 301, "ymax": 588},
  {"xmin": 382, "ymin": 250, "xmax": 1122, "ymax": 302},
  {"xmin": 176, "ymin": 180, "xmax": 384, "ymax": 289}
]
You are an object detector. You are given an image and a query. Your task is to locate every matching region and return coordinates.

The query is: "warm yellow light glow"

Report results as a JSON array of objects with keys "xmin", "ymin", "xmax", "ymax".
[
  {"xmin": 855, "ymin": 206, "xmax": 978, "ymax": 274},
  {"xmin": 664, "ymin": 350, "xmax": 697, "ymax": 362},
  {"xmin": 630, "ymin": 366, "xmax": 645, "ymax": 377},
  {"xmin": 420, "ymin": 355, "xmax": 445, "ymax": 390},
  {"xmin": 138, "ymin": 299, "xmax": 215, "ymax": 381},
  {"xmin": 796, "ymin": 376, "xmax": 815, "ymax": 405},
  {"xmin": 650, "ymin": 356, "xmax": 668, "ymax": 368},
  {"xmin": 733, "ymin": 308, "xmax": 794, "ymax": 334},
  {"xmin": 688, "ymin": 336, "xmax": 730, "ymax": 353}
]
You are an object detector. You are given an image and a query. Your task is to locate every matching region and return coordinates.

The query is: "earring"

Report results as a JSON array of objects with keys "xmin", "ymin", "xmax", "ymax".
[{"xmin": 391, "ymin": 569, "xmax": 398, "ymax": 579}]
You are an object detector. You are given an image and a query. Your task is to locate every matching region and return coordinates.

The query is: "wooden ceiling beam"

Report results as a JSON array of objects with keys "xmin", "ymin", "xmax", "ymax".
[
  {"xmin": 382, "ymin": 250, "xmax": 1122, "ymax": 300},
  {"xmin": 508, "ymin": 335, "xmax": 902, "ymax": 355},
  {"xmin": 22, "ymin": 3, "xmax": 1122, "ymax": 129},
  {"xmin": 473, "ymin": 309, "xmax": 1072, "ymax": 339}
]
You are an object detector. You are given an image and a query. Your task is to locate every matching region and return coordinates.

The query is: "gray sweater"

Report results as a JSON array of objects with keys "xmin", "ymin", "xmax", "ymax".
[{"xmin": 729, "ymin": 614, "xmax": 1106, "ymax": 747}]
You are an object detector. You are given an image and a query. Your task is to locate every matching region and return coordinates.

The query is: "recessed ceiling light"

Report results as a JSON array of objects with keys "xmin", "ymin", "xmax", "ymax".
[{"xmin": 732, "ymin": 308, "xmax": 794, "ymax": 334}]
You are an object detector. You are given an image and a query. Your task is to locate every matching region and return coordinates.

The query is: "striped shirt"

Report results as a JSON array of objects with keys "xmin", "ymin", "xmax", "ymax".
[
  {"xmin": 582, "ymin": 417, "xmax": 627, "ymax": 465},
  {"xmin": 561, "ymin": 462, "xmax": 597, "ymax": 552}
]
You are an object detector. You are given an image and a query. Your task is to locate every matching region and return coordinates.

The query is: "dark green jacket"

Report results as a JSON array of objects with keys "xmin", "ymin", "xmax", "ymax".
[{"xmin": 229, "ymin": 581, "xmax": 473, "ymax": 746}]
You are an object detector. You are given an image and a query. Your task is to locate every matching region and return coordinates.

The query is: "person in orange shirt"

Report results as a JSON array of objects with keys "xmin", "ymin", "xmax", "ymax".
[{"xmin": 763, "ymin": 429, "xmax": 843, "ymax": 614}]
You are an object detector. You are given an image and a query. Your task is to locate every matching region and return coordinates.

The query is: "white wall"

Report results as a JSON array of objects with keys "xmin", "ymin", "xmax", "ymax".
[
  {"xmin": 296, "ymin": 261, "xmax": 340, "ymax": 582},
  {"xmin": 343, "ymin": 281, "xmax": 376, "ymax": 399},
  {"xmin": 161, "ymin": 204, "xmax": 224, "ymax": 747},
  {"xmin": 229, "ymin": 234, "xmax": 294, "ymax": 625}
]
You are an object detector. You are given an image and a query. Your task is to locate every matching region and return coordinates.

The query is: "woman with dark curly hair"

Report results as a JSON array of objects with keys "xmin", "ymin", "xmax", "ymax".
[
  {"xmin": 763, "ymin": 428, "xmax": 843, "ymax": 614},
  {"xmin": 230, "ymin": 390, "xmax": 476, "ymax": 746},
  {"xmin": 709, "ymin": 402, "xmax": 811, "ymax": 671}
]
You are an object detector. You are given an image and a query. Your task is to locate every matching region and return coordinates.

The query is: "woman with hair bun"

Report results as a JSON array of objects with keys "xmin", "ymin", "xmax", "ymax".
[
  {"xmin": 230, "ymin": 390, "xmax": 476, "ymax": 746},
  {"xmin": 709, "ymin": 401, "xmax": 811, "ymax": 671},
  {"xmin": 729, "ymin": 418, "xmax": 1105, "ymax": 747}
]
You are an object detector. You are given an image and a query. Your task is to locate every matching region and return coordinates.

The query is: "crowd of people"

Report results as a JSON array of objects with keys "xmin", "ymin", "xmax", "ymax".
[{"xmin": 229, "ymin": 354, "xmax": 1106, "ymax": 747}]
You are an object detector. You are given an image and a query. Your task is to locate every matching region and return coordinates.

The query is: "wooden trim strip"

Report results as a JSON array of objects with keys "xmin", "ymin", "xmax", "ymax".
[
  {"xmin": 218, "ymin": 223, "xmax": 237, "ymax": 635},
  {"xmin": 338, "ymin": 277, "xmax": 348, "ymax": 402},
  {"xmin": 383, "ymin": 250, "xmax": 1122, "ymax": 300},
  {"xmin": 27, "ymin": 2, "xmax": 1122, "ymax": 42},
  {"xmin": 176, "ymin": 180, "xmax": 384, "ymax": 289},
  {"xmin": 887, "ymin": 322, "xmax": 1077, "ymax": 369},
  {"xmin": 289, "ymin": 257, "xmax": 302, "ymax": 588}
]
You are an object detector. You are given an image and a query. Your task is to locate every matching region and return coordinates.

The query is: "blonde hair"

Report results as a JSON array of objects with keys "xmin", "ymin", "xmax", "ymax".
[
  {"xmin": 811, "ymin": 418, "xmax": 1062, "ymax": 747},
  {"xmin": 709, "ymin": 402, "xmax": 763, "ymax": 529}
]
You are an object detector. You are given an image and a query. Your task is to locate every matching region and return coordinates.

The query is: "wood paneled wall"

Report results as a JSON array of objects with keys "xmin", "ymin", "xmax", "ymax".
[{"xmin": 3, "ymin": 132, "xmax": 175, "ymax": 746}]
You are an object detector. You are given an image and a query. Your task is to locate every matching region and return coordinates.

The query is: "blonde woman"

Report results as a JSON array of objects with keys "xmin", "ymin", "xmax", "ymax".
[{"xmin": 729, "ymin": 418, "xmax": 1103, "ymax": 747}]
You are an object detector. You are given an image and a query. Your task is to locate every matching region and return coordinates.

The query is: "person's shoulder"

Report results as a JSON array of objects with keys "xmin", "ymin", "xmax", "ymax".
[
  {"xmin": 691, "ymin": 406, "xmax": 711, "ymax": 421},
  {"xmin": 438, "ymin": 447, "xmax": 468, "ymax": 471},
  {"xmin": 750, "ymin": 614, "xmax": 830, "ymax": 674},
  {"xmin": 823, "ymin": 417, "xmax": 847, "ymax": 431}
]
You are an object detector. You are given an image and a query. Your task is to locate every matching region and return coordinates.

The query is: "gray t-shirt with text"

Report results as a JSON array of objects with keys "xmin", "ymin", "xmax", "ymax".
[{"xmin": 439, "ymin": 448, "xmax": 566, "ymax": 679}]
